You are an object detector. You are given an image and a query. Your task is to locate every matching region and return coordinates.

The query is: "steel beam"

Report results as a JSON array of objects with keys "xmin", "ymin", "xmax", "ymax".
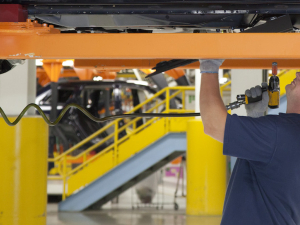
[
  {"xmin": 75, "ymin": 59, "xmax": 300, "ymax": 70},
  {"xmin": 2, "ymin": 33, "xmax": 300, "ymax": 60}
]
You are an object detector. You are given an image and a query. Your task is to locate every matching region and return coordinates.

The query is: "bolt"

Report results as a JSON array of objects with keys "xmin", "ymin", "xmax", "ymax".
[
  {"xmin": 33, "ymin": 20, "xmax": 38, "ymax": 23},
  {"xmin": 26, "ymin": 19, "xmax": 31, "ymax": 23},
  {"xmin": 42, "ymin": 23, "xmax": 48, "ymax": 27}
]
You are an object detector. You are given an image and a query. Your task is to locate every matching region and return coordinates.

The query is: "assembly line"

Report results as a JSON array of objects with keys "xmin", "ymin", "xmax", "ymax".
[{"xmin": 1, "ymin": 1, "xmax": 300, "ymax": 225}]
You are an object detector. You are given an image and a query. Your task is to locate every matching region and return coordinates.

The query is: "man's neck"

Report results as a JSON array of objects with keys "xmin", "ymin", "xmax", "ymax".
[{"xmin": 286, "ymin": 105, "xmax": 300, "ymax": 114}]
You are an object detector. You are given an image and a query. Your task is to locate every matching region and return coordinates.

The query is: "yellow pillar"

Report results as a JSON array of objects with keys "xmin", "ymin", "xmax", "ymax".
[
  {"xmin": 0, "ymin": 117, "xmax": 48, "ymax": 225},
  {"xmin": 186, "ymin": 119, "xmax": 226, "ymax": 215}
]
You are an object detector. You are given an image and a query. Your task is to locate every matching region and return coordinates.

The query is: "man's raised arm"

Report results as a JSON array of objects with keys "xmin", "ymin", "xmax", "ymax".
[{"xmin": 199, "ymin": 60, "xmax": 227, "ymax": 143}]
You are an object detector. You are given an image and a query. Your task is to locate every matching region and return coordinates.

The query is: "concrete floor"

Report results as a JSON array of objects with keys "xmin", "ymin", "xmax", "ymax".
[
  {"xmin": 47, "ymin": 170, "xmax": 222, "ymax": 225},
  {"xmin": 47, "ymin": 204, "xmax": 222, "ymax": 225}
]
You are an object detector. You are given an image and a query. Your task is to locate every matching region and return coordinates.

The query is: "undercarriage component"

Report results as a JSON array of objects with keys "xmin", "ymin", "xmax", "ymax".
[
  {"xmin": 24, "ymin": 3, "xmax": 300, "ymax": 15},
  {"xmin": 3, "ymin": 1, "xmax": 300, "ymax": 32},
  {"xmin": 147, "ymin": 59, "xmax": 198, "ymax": 78},
  {"xmin": 32, "ymin": 14, "xmax": 247, "ymax": 32},
  {"xmin": 242, "ymin": 15, "xmax": 294, "ymax": 33}
]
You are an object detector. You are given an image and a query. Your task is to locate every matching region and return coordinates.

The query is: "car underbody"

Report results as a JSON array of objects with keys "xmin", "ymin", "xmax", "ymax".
[{"xmin": 4, "ymin": 0, "xmax": 300, "ymax": 33}]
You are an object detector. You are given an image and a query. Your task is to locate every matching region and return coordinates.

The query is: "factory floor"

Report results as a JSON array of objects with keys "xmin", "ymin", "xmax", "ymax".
[
  {"xmin": 47, "ymin": 171, "xmax": 222, "ymax": 225},
  {"xmin": 46, "ymin": 204, "xmax": 222, "ymax": 225}
]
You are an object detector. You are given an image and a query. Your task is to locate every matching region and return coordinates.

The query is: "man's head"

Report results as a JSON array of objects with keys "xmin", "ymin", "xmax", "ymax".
[{"xmin": 285, "ymin": 72, "xmax": 300, "ymax": 113}]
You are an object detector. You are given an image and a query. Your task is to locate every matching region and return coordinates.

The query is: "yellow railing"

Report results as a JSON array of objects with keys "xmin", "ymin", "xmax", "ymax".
[
  {"xmin": 48, "ymin": 86, "xmax": 195, "ymax": 200},
  {"xmin": 220, "ymin": 80, "xmax": 231, "ymax": 97}
]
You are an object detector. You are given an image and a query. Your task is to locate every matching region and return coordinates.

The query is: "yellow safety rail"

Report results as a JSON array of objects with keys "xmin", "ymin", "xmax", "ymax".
[
  {"xmin": 220, "ymin": 80, "xmax": 231, "ymax": 98},
  {"xmin": 48, "ymin": 86, "xmax": 195, "ymax": 200}
]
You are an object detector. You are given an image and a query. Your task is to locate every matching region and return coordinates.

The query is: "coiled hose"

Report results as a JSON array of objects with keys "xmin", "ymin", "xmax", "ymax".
[{"xmin": 0, "ymin": 103, "xmax": 200, "ymax": 126}]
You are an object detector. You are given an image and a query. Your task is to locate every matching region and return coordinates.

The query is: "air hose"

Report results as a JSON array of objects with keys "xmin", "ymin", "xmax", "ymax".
[{"xmin": 0, "ymin": 101, "xmax": 244, "ymax": 126}]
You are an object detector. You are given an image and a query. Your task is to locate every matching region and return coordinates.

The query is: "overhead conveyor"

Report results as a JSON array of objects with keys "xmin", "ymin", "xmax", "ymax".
[{"xmin": 1, "ymin": 20, "xmax": 300, "ymax": 62}]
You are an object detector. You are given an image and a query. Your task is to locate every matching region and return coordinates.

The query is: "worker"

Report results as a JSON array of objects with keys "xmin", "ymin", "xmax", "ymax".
[{"xmin": 199, "ymin": 59, "xmax": 300, "ymax": 225}]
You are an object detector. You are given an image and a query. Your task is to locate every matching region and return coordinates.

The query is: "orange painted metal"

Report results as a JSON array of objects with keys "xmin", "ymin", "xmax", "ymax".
[
  {"xmin": 165, "ymin": 69, "xmax": 185, "ymax": 79},
  {"xmin": 73, "ymin": 68, "xmax": 95, "ymax": 80},
  {"xmin": 36, "ymin": 67, "xmax": 51, "ymax": 86},
  {"xmin": 62, "ymin": 69, "xmax": 78, "ymax": 78},
  {"xmin": 0, "ymin": 19, "xmax": 60, "ymax": 35},
  {"xmin": 37, "ymin": 67, "xmax": 79, "ymax": 86},
  {"xmin": 42, "ymin": 59, "xmax": 64, "ymax": 82},
  {"xmin": 73, "ymin": 68, "xmax": 117, "ymax": 80},
  {"xmin": 2, "ymin": 33, "xmax": 300, "ymax": 60},
  {"xmin": 139, "ymin": 69, "xmax": 153, "ymax": 75},
  {"xmin": 75, "ymin": 59, "xmax": 300, "ymax": 70},
  {"xmin": 97, "ymin": 71, "xmax": 117, "ymax": 79}
]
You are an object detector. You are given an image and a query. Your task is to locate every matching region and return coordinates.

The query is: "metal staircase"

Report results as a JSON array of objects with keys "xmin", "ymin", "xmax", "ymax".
[{"xmin": 48, "ymin": 86, "xmax": 195, "ymax": 211}]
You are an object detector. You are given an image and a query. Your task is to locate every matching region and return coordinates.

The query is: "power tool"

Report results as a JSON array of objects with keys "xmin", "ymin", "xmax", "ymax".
[
  {"xmin": 267, "ymin": 62, "xmax": 280, "ymax": 108},
  {"xmin": 227, "ymin": 62, "xmax": 280, "ymax": 111}
]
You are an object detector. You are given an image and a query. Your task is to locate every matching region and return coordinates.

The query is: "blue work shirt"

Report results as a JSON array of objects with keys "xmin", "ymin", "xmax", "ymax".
[{"xmin": 222, "ymin": 113, "xmax": 300, "ymax": 225}]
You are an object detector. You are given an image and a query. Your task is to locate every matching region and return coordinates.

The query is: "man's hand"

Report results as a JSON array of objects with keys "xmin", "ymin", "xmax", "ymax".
[
  {"xmin": 245, "ymin": 83, "xmax": 269, "ymax": 118},
  {"xmin": 199, "ymin": 59, "xmax": 224, "ymax": 73}
]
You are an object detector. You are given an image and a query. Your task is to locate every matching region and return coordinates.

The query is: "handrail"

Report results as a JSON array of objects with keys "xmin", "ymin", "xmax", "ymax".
[
  {"xmin": 220, "ymin": 80, "xmax": 231, "ymax": 98},
  {"xmin": 48, "ymin": 86, "xmax": 196, "ymax": 200},
  {"xmin": 48, "ymin": 87, "xmax": 193, "ymax": 162}
]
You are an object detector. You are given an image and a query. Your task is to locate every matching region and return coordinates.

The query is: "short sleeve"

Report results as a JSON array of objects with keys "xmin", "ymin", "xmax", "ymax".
[{"xmin": 223, "ymin": 114, "xmax": 277, "ymax": 164}]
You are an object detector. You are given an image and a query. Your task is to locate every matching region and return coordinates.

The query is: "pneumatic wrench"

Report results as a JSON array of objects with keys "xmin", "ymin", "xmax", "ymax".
[{"xmin": 227, "ymin": 62, "xmax": 280, "ymax": 111}]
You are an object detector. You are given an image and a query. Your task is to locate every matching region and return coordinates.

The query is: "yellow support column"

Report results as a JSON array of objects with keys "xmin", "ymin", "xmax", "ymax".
[
  {"xmin": 186, "ymin": 119, "xmax": 226, "ymax": 216},
  {"xmin": 0, "ymin": 117, "xmax": 48, "ymax": 225}
]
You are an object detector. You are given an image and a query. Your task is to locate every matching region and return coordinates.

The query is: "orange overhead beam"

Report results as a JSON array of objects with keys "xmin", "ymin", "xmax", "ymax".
[
  {"xmin": 2, "ymin": 33, "xmax": 300, "ymax": 59},
  {"xmin": 75, "ymin": 59, "xmax": 300, "ymax": 70}
]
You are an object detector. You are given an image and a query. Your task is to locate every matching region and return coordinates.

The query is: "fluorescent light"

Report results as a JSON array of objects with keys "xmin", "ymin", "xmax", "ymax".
[
  {"xmin": 36, "ymin": 59, "xmax": 43, "ymax": 66},
  {"xmin": 219, "ymin": 77, "xmax": 228, "ymax": 84},
  {"xmin": 93, "ymin": 76, "xmax": 103, "ymax": 81},
  {"xmin": 62, "ymin": 60, "xmax": 74, "ymax": 67}
]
